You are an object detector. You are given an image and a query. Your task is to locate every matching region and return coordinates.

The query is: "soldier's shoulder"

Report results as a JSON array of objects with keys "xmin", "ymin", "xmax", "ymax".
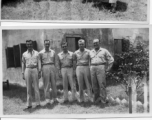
[
  {"xmin": 68, "ymin": 51, "xmax": 74, "ymax": 54},
  {"xmin": 34, "ymin": 50, "xmax": 39, "ymax": 53},
  {"xmin": 39, "ymin": 49, "xmax": 44, "ymax": 54},
  {"xmin": 85, "ymin": 48, "xmax": 91, "ymax": 52},
  {"xmin": 74, "ymin": 50, "xmax": 79, "ymax": 54},
  {"xmin": 58, "ymin": 52, "xmax": 62, "ymax": 56},
  {"xmin": 22, "ymin": 50, "xmax": 27, "ymax": 56}
]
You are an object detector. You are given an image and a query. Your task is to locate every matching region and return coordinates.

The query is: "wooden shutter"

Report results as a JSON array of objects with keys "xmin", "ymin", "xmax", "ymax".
[
  {"xmin": 13, "ymin": 45, "xmax": 21, "ymax": 67},
  {"xmin": 6, "ymin": 47, "xmax": 15, "ymax": 68},
  {"xmin": 33, "ymin": 41, "xmax": 37, "ymax": 50}
]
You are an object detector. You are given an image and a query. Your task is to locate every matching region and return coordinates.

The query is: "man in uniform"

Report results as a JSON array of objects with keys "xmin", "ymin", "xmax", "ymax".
[
  {"xmin": 73, "ymin": 39, "xmax": 93, "ymax": 103},
  {"xmin": 57, "ymin": 41, "xmax": 77, "ymax": 103},
  {"xmin": 39, "ymin": 40, "xmax": 58, "ymax": 105},
  {"xmin": 22, "ymin": 40, "xmax": 41, "ymax": 109},
  {"xmin": 90, "ymin": 39, "xmax": 114, "ymax": 105}
]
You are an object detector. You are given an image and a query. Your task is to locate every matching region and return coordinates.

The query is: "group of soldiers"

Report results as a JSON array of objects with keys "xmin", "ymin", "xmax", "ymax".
[{"xmin": 22, "ymin": 38, "xmax": 114, "ymax": 110}]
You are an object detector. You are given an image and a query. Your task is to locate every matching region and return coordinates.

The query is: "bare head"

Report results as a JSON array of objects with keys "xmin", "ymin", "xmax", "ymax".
[
  {"xmin": 93, "ymin": 39, "xmax": 100, "ymax": 50},
  {"xmin": 44, "ymin": 39, "xmax": 50, "ymax": 50},
  {"xmin": 61, "ymin": 41, "xmax": 68, "ymax": 52},
  {"xmin": 78, "ymin": 39, "xmax": 85, "ymax": 51},
  {"xmin": 26, "ymin": 40, "xmax": 33, "ymax": 51}
]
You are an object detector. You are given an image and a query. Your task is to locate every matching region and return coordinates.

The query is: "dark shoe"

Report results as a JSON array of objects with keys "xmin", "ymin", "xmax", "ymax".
[
  {"xmin": 35, "ymin": 104, "xmax": 41, "ymax": 109},
  {"xmin": 23, "ymin": 106, "xmax": 32, "ymax": 111},
  {"xmin": 54, "ymin": 99, "xmax": 59, "ymax": 104}
]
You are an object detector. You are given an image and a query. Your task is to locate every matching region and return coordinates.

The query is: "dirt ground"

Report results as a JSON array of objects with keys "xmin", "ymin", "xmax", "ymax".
[
  {"xmin": 1, "ymin": 0, "xmax": 147, "ymax": 21},
  {"xmin": 3, "ymin": 78, "xmax": 145, "ymax": 115}
]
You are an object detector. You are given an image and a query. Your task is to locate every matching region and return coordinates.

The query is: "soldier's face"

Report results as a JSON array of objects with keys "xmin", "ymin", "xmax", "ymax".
[
  {"xmin": 79, "ymin": 42, "xmax": 85, "ymax": 50},
  {"xmin": 26, "ymin": 41, "xmax": 33, "ymax": 50},
  {"xmin": 62, "ymin": 44, "xmax": 68, "ymax": 51},
  {"xmin": 44, "ymin": 41, "xmax": 50, "ymax": 49},
  {"xmin": 93, "ymin": 41, "xmax": 100, "ymax": 49}
]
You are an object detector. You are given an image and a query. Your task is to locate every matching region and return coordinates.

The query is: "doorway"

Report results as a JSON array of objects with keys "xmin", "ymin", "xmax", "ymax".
[{"xmin": 66, "ymin": 37, "xmax": 81, "ymax": 52}]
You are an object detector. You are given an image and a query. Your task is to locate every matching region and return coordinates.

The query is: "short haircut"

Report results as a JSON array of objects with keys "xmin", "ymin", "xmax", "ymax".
[
  {"xmin": 26, "ymin": 40, "xmax": 33, "ymax": 44},
  {"xmin": 60, "ymin": 41, "xmax": 68, "ymax": 47},
  {"xmin": 93, "ymin": 39, "xmax": 100, "ymax": 43},
  {"xmin": 78, "ymin": 39, "xmax": 85, "ymax": 44},
  {"xmin": 44, "ymin": 39, "xmax": 50, "ymax": 43}
]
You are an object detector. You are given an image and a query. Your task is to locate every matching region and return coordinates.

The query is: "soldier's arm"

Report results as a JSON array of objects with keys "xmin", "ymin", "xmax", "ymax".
[
  {"xmin": 56, "ymin": 55, "xmax": 61, "ymax": 71},
  {"xmin": 38, "ymin": 53, "xmax": 42, "ymax": 72},
  {"xmin": 105, "ymin": 50, "xmax": 114, "ymax": 71},
  {"xmin": 21, "ymin": 55, "xmax": 26, "ymax": 80},
  {"xmin": 72, "ymin": 52, "xmax": 77, "ymax": 71}
]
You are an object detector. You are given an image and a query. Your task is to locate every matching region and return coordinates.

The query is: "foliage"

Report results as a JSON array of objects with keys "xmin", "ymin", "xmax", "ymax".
[{"xmin": 106, "ymin": 39, "xmax": 149, "ymax": 89}]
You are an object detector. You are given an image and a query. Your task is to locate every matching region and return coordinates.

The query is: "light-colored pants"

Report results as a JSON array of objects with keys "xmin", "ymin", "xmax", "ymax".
[
  {"xmin": 90, "ymin": 65, "xmax": 106, "ymax": 102},
  {"xmin": 61, "ymin": 68, "xmax": 76, "ymax": 101},
  {"xmin": 76, "ymin": 66, "xmax": 92, "ymax": 101},
  {"xmin": 24, "ymin": 68, "xmax": 40, "ymax": 106},
  {"xmin": 42, "ymin": 64, "xmax": 57, "ymax": 101}
]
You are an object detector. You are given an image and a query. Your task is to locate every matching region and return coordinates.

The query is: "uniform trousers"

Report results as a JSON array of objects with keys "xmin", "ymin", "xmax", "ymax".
[
  {"xmin": 90, "ymin": 65, "xmax": 107, "ymax": 103},
  {"xmin": 42, "ymin": 64, "xmax": 57, "ymax": 102},
  {"xmin": 61, "ymin": 67, "xmax": 76, "ymax": 101},
  {"xmin": 24, "ymin": 68, "xmax": 40, "ymax": 106},
  {"xmin": 76, "ymin": 66, "xmax": 92, "ymax": 101}
]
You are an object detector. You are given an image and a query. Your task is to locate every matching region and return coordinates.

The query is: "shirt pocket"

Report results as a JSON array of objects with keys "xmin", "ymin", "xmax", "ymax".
[
  {"xmin": 90, "ymin": 54, "xmax": 95, "ymax": 59},
  {"xmin": 67, "ymin": 55, "xmax": 72, "ymax": 60},
  {"xmin": 30, "ymin": 56, "xmax": 38, "ymax": 64},
  {"xmin": 42, "ymin": 54, "xmax": 48, "ymax": 60},
  {"xmin": 59, "ymin": 55, "xmax": 64, "ymax": 60}
]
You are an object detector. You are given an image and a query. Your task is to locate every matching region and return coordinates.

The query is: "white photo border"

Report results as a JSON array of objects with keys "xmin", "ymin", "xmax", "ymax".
[{"xmin": 0, "ymin": 25, "xmax": 151, "ymax": 118}]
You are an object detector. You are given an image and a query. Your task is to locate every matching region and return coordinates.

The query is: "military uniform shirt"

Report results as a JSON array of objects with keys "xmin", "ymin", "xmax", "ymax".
[
  {"xmin": 73, "ymin": 48, "xmax": 90, "ymax": 66},
  {"xmin": 89, "ymin": 47, "xmax": 114, "ymax": 65},
  {"xmin": 57, "ymin": 51, "xmax": 74, "ymax": 69},
  {"xmin": 39, "ymin": 48, "xmax": 55, "ymax": 65},
  {"xmin": 22, "ymin": 50, "xmax": 39, "ymax": 68}
]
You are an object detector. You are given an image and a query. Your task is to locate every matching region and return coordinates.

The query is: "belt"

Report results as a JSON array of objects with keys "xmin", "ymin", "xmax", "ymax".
[
  {"xmin": 26, "ymin": 66, "xmax": 37, "ymax": 69},
  {"xmin": 42, "ymin": 63, "xmax": 54, "ymax": 66},
  {"xmin": 61, "ymin": 66, "xmax": 73, "ymax": 68},
  {"xmin": 91, "ymin": 63, "xmax": 106, "ymax": 66},
  {"xmin": 77, "ymin": 64, "xmax": 89, "ymax": 66}
]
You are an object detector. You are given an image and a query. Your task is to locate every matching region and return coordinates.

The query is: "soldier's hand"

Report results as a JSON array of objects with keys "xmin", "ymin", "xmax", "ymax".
[
  {"xmin": 22, "ymin": 73, "xmax": 25, "ymax": 80},
  {"xmin": 73, "ymin": 71, "xmax": 76, "ymax": 78},
  {"xmin": 59, "ymin": 70, "xmax": 62, "ymax": 78},
  {"xmin": 38, "ymin": 71, "xmax": 41, "ymax": 79}
]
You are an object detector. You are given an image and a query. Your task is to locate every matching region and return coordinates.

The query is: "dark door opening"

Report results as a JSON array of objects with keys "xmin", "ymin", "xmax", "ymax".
[{"xmin": 66, "ymin": 37, "xmax": 81, "ymax": 52}]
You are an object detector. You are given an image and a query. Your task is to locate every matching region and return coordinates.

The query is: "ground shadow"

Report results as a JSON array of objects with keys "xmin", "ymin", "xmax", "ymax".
[
  {"xmin": 3, "ymin": 83, "xmax": 62, "ymax": 102},
  {"xmin": 82, "ymin": 0, "xmax": 127, "ymax": 12},
  {"xmin": 1, "ymin": 0, "xmax": 25, "ymax": 7}
]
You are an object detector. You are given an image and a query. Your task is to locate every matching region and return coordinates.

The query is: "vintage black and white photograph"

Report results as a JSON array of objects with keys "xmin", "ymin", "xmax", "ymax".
[
  {"xmin": 1, "ymin": 0, "xmax": 149, "ymax": 22},
  {"xmin": 2, "ymin": 27, "xmax": 150, "ymax": 116}
]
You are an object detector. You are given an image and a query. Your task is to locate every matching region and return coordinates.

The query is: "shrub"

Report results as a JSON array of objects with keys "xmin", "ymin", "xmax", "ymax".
[{"xmin": 106, "ymin": 39, "xmax": 149, "ymax": 87}]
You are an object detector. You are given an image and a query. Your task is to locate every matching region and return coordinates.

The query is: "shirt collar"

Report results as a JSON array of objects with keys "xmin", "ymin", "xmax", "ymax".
[
  {"xmin": 44, "ymin": 48, "xmax": 52, "ymax": 53},
  {"xmin": 78, "ymin": 48, "xmax": 87, "ymax": 53},
  {"xmin": 27, "ymin": 49, "xmax": 34, "ymax": 54},
  {"xmin": 61, "ymin": 51, "xmax": 70, "ymax": 55},
  {"xmin": 93, "ymin": 47, "xmax": 102, "ymax": 52}
]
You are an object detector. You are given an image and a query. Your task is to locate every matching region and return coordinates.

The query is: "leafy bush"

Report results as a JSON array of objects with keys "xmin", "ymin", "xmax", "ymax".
[{"xmin": 106, "ymin": 39, "xmax": 149, "ymax": 87}]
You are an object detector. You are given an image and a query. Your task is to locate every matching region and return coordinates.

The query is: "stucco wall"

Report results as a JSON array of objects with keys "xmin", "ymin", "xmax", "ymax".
[
  {"xmin": 112, "ymin": 28, "xmax": 149, "ymax": 42},
  {"xmin": 2, "ymin": 29, "xmax": 83, "ymax": 83},
  {"xmin": 4, "ymin": 28, "xmax": 147, "ymax": 83}
]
